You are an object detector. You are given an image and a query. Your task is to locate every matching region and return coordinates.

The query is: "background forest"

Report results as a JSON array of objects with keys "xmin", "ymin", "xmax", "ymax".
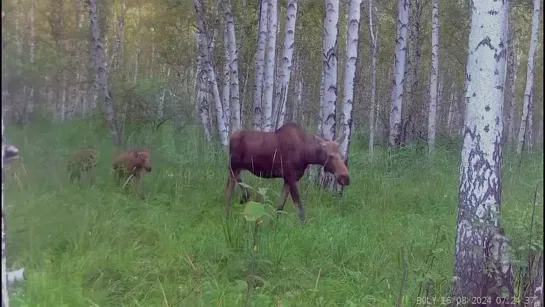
[{"xmin": 1, "ymin": 0, "xmax": 543, "ymax": 305}]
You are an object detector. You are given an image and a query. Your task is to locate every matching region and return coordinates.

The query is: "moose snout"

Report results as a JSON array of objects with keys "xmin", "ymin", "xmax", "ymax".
[
  {"xmin": 146, "ymin": 166, "xmax": 152, "ymax": 172},
  {"xmin": 337, "ymin": 174, "xmax": 350, "ymax": 186}
]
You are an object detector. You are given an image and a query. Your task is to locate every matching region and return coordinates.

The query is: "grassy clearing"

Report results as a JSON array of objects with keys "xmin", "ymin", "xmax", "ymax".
[{"xmin": 4, "ymin": 120, "xmax": 543, "ymax": 307}]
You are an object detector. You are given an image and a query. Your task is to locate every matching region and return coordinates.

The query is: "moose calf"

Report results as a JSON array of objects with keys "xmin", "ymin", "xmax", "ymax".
[
  {"xmin": 112, "ymin": 148, "xmax": 152, "ymax": 198},
  {"xmin": 67, "ymin": 146, "xmax": 99, "ymax": 184}
]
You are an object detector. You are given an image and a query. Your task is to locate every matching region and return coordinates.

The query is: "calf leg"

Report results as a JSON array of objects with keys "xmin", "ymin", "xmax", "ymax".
[
  {"xmin": 134, "ymin": 172, "xmax": 144, "ymax": 199},
  {"xmin": 276, "ymin": 183, "xmax": 290, "ymax": 217},
  {"xmin": 287, "ymin": 180, "xmax": 305, "ymax": 226}
]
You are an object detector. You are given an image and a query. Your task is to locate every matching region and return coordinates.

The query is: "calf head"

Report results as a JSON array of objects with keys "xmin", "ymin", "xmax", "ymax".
[
  {"xmin": 132, "ymin": 150, "xmax": 152, "ymax": 172},
  {"xmin": 315, "ymin": 133, "xmax": 350, "ymax": 186}
]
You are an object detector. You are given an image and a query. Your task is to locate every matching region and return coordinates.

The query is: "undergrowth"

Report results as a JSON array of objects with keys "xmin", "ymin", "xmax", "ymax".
[{"xmin": 3, "ymin": 120, "xmax": 543, "ymax": 307}]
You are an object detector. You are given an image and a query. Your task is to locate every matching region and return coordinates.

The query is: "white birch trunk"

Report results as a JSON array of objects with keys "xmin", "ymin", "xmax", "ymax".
[
  {"xmin": 319, "ymin": 0, "xmax": 340, "ymax": 189},
  {"xmin": 427, "ymin": 0, "xmax": 439, "ymax": 155},
  {"xmin": 223, "ymin": 0, "xmax": 241, "ymax": 132},
  {"xmin": 1, "ymin": 43, "xmax": 9, "ymax": 307},
  {"xmin": 194, "ymin": 0, "xmax": 228, "ymax": 146},
  {"xmin": 339, "ymin": 0, "xmax": 361, "ymax": 161},
  {"xmin": 516, "ymin": 0, "xmax": 541, "ymax": 155},
  {"xmin": 447, "ymin": 83, "xmax": 455, "ymax": 135},
  {"xmin": 157, "ymin": 66, "xmax": 169, "ymax": 120},
  {"xmin": 25, "ymin": 4, "xmax": 35, "ymax": 124},
  {"xmin": 293, "ymin": 71, "xmax": 303, "ymax": 122},
  {"xmin": 196, "ymin": 47, "xmax": 212, "ymax": 141},
  {"xmin": 253, "ymin": 0, "xmax": 268, "ymax": 130},
  {"xmin": 368, "ymin": 0, "xmax": 378, "ymax": 156},
  {"xmin": 506, "ymin": 44, "xmax": 520, "ymax": 149},
  {"xmin": 262, "ymin": 0, "xmax": 278, "ymax": 132},
  {"xmin": 453, "ymin": 0, "xmax": 512, "ymax": 298},
  {"xmin": 274, "ymin": 0, "xmax": 298, "ymax": 129},
  {"xmin": 321, "ymin": 0, "xmax": 340, "ymax": 140},
  {"xmin": 389, "ymin": 0, "xmax": 409, "ymax": 148},
  {"xmin": 133, "ymin": 5, "xmax": 141, "ymax": 84},
  {"xmin": 89, "ymin": 0, "xmax": 122, "ymax": 146},
  {"xmin": 222, "ymin": 25, "xmax": 231, "ymax": 132},
  {"xmin": 109, "ymin": 0, "xmax": 125, "ymax": 71},
  {"xmin": 1, "ymin": 120, "xmax": 9, "ymax": 307},
  {"xmin": 527, "ymin": 92, "xmax": 534, "ymax": 153}
]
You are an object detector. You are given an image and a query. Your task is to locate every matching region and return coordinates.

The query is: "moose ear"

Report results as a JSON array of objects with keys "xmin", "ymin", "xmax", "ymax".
[
  {"xmin": 132, "ymin": 151, "xmax": 140, "ymax": 158},
  {"xmin": 334, "ymin": 131, "xmax": 347, "ymax": 144},
  {"xmin": 313, "ymin": 135, "xmax": 327, "ymax": 147}
]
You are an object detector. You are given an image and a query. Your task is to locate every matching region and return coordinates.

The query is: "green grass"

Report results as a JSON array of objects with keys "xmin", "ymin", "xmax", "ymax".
[{"xmin": 4, "ymin": 120, "xmax": 543, "ymax": 307}]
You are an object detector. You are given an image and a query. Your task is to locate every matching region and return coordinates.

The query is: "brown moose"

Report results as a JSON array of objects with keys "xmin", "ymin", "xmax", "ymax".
[
  {"xmin": 67, "ymin": 146, "xmax": 99, "ymax": 184},
  {"xmin": 112, "ymin": 148, "xmax": 152, "ymax": 198},
  {"xmin": 225, "ymin": 122, "xmax": 350, "ymax": 225}
]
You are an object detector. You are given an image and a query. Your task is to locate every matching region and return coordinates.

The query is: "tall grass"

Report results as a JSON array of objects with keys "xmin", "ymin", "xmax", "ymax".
[{"xmin": 4, "ymin": 120, "xmax": 543, "ymax": 306}]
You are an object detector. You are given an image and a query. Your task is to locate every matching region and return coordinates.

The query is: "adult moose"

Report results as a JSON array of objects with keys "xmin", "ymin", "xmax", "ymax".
[{"xmin": 225, "ymin": 122, "xmax": 350, "ymax": 225}]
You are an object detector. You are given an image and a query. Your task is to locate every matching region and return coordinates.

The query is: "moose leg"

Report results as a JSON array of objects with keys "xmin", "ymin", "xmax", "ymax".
[
  {"xmin": 237, "ymin": 180, "xmax": 250, "ymax": 204},
  {"xmin": 287, "ymin": 180, "xmax": 305, "ymax": 225},
  {"xmin": 225, "ymin": 169, "xmax": 239, "ymax": 219},
  {"xmin": 276, "ymin": 183, "xmax": 290, "ymax": 217}
]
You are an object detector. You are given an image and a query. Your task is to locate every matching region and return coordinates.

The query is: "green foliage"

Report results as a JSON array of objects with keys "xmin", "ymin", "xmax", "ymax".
[{"xmin": 3, "ymin": 119, "xmax": 543, "ymax": 306}]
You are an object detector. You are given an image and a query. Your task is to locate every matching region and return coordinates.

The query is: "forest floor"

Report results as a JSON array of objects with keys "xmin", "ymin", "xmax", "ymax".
[{"xmin": 4, "ymin": 120, "xmax": 543, "ymax": 307}]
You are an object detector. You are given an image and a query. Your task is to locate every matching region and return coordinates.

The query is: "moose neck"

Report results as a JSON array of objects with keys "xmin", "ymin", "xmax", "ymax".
[{"xmin": 306, "ymin": 140, "xmax": 328, "ymax": 166}]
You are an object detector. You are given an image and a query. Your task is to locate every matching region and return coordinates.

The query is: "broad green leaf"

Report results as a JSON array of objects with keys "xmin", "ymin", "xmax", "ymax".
[
  {"xmin": 257, "ymin": 187, "xmax": 268, "ymax": 197},
  {"xmin": 243, "ymin": 201, "xmax": 265, "ymax": 222},
  {"xmin": 232, "ymin": 279, "xmax": 247, "ymax": 292}
]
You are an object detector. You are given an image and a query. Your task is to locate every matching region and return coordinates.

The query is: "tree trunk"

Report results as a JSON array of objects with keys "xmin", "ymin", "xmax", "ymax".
[
  {"xmin": 389, "ymin": 0, "xmax": 409, "ymax": 149},
  {"xmin": 274, "ymin": 0, "xmax": 298, "ymax": 129},
  {"xmin": 339, "ymin": 0, "xmax": 361, "ymax": 166},
  {"xmin": 223, "ymin": 0, "xmax": 241, "ymax": 132},
  {"xmin": 262, "ymin": 0, "xmax": 278, "ymax": 132},
  {"xmin": 133, "ymin": 5, "xmax": 141, "ymax": 84},
  {"xmin": 527, "ymin": 92, "xmax": 534, "ymax": 153},
  {"xmin": 516, "ymin": 0, "xmax": 541, "ymax": 155},
  {"xmin": 89, "ymin": 0, "xmax": 122, "ymax": 147},
  {"xmin": 318, "ymin": 0, "xmax": 340, "ymax": 189},
  {"xmin": 427, "ymin": 0, "xmax": 439, "ymax": 155},
  {"xmin": 506, "ymin": 41, "xmax": 519, "ymax": 149},
  {"xmin": 24, "ymin": 4, "xmax": 35, "ymax": 124},
  {"xmin": 368, "ymin": 0, "xmax": 378, "ymax": 157},
  {"xmin": 452, "ymin": 0, "xmax": 513, "ymax": 299},
  {"xmin": 194, "ymin": 0, "xmax": 228, "ymax": 146},
  {"xmin": 253, "ymin": 0, "xmax": 268, "ymax": 131},
  {"xmin": 196, "ymin": 48, "xmax": 212, "ymax": 141},
  {"xmin": 109, "ymin": 0, "xmax": 125, "ymax": 72},
  {"xmin": 222, "ymin": 25, "xmax": 231, "ymax": 132}
]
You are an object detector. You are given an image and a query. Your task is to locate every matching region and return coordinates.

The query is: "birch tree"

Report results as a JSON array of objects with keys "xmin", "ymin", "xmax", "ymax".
[
  {"xmin": 253, "ymin": 0, "xmax": 268, "ymax": 130},
  {"xmin": 516, "ymin": 0, "xmax": 541, "ymax": 155},
  {"xmin": 262, "ymin": 0, "xmax": 278, "ymax": 132},
  {"xmin": 339, "ymin": 0, "xmax": 361, "ymax": 163},
  {"xmin": 194, "ymin": 0, "xmax": 229, "ymax": 146},
  {"xmin": 368, "ymin": 0, "xmax": 378, "ymax": 156},
  {"xmin": 195, "ymin": 49, "xmax": 212, "ymax": 141},
  {"xmin": 89, "ymin": 0, "xmax": 122, "ymax": 147},
  {"xmin": 427, "ymin": 0, "xmax": 439, "ymax": 155},
  {"xmin": 505, "ymin": 8, "xmax": 518, "ymax": 148},
  {"xmin": 319, "ymin": 0, "xmax": 340, "ymax": 188},
  {"xmin": 1, "ymin": 120, "xmax": 13, "ymax": 307},
  {"xmin": 24, "ymin": 4, "xmax": 35, "ymax": 125},
  {"xmin": 222, "ymin": 25, "xmax": 231, "ymax": 132},
  {"xmin": 452, "ymin": 0, "xmax": 513, "ymax": 298},
  {"xmin": 1, "ymin": 12, "xmax": 8, "ymax": 307},
  {"xmin": 389, "ymin": 0, "xmax": 410, "ymax": 148},
  {"xmin": 274, "ymin": 0, "xmax": 298, "ymax": 129},
  {"xmin": 223, "ymin": 0, "xmax": 241, "ymax": 132}
]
